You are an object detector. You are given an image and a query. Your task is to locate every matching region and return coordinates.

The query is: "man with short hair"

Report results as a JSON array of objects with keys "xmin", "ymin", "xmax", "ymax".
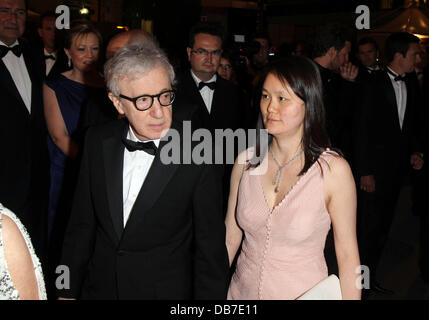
[
  {"xmin": 37, "ymin": 11, "xmax": 68, "ymax": 79},
  {"xmin": 174, "ymin": 22, "xmax": 242, "ymax": 214},
  {"xmin": 356, "ymin": 37, "xmax": 381, "ymax": 81},
  {"xmin": 57, "ymin": 45, "xmax": 229, "ymax": 299},
  {"xmin": 312, "ymin": 24, "xmax": 358, "ymax": 159},
  {"xmin": 355, "ymin": 32, "xmax": 424, "ymax": 296},
  {"xmin": 105, "ymin": 29, "xmax": 156, "ymax": 60},
  {"xmin": 0, "ymin": 0, "xmax": 49, "ymax": 258}
]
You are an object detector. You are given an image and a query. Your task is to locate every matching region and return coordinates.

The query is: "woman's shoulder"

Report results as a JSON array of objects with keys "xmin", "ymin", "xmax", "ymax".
[
  {"xmin": 0, "ymin": 204, "xmax": 27, "ymax": 239},
  {"xmin": 319, "ymin": 149, "xmax": 353, "ymax": 184}
]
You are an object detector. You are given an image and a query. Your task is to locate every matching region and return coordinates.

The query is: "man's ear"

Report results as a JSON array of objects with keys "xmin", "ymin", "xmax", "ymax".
[
  {"xmin": 38, "ymin": 28, "xmax": 42, "ymax": 38},
  {"xmin": 108, "ymin": 92, "xmax": 125, "ymax": 115},
  {"xmin": 186, "ymin": 47, "xmax": 192, "ymax": 61}
]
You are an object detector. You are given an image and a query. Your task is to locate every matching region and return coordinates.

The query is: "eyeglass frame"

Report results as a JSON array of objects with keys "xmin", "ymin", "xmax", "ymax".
[
  {"xmin": 191, "ymin": 48, "xmax": 223, "ymax": 57},
  {"xmin": 119, "ymin": 89, "xmax": 176, "ymax": 111}
]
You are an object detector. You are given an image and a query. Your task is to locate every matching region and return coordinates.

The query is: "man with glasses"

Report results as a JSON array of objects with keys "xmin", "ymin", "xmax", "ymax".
[
  {"xmin": 0, "ymin": 0, "xmax": 49, "ymax": 261},
  {"xmin": 175, "ymin": 22, "xmax": 241, "ymax": 132},
  {"xmin": 174, "ymin": 22, "xmax": 242, "ymax": 215},
  {"xmin": 57, "ymin": 45, "xmax": 229, "ymax": 300}
]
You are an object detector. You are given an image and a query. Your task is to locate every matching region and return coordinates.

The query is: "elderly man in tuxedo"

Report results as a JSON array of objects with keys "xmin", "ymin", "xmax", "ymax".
[
  {"xmin": 355, "ymin": 32, "xmax": 424, "ymax": 296},
  {"xmin": 57, "ymin": 44, "xmax": 229, "ymax": 300},
  {"xmin": 0, "ymin": 0, "xmax": 49, "ymax": 258}
]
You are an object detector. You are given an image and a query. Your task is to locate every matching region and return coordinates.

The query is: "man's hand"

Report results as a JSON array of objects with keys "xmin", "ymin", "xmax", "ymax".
[
  {"xmin": 410, "ymin": 153, "xmax": 424, "ymax": 170},
  {"xmin": 340, "ymin": 62, "xmax": 358, "ymax": 81},
  {"xmin": 360, "ymin": 175, "xmax": 376, "ymax": 193}
]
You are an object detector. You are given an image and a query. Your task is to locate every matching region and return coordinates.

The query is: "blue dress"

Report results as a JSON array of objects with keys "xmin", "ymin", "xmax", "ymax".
[{"xmin": 45, "ymin": 74, "xmax": 105, "ymax": 239}]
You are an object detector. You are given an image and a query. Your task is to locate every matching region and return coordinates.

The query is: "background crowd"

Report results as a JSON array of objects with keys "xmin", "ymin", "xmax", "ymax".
[{"xmin": 0, "ymin": 0, "xmax": 428, "ymax": 300}]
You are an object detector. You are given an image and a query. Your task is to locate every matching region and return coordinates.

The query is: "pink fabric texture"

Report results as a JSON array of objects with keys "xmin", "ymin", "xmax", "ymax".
[{"xmin": 228, "ymin": 151, "xmax": 336, "ymax": 300}]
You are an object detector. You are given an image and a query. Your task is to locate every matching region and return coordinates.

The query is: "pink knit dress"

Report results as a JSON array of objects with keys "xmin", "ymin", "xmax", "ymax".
[{"xmin": 227, "ymin": 151, "xmax": 335, "ymax": 300}]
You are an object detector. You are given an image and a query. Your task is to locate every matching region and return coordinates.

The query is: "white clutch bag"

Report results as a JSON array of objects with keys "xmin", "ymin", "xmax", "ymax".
[{"xmin": 297, "ymin": 275, "xmax": 342, "ymax": 300}]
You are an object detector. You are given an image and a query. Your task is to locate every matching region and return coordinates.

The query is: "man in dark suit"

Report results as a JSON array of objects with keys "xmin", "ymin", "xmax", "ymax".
[
  {"xmin": 355, "ymin": 32, "xmax": 424, "ymax": 295},
  {"xmin": 311, "ymin": 23, "xmax": 358, "ymax": 160},
  {"xmin": 37, "ymin": 11, "xmax": 69, "ymax": 80},
  {"xmin": 0, "ymin": 0, "xmax": 49, "ymax": 258},
  {"xmin": 174, "ymin": 23, "xmax": 242, "ymax": 214},
  {"xmin": 356, "ymin": 37, "xmax": 383, "ymax": 82},
  {"xmin": 57, "ymin": 45, "xmax": 229, "ymax": 300},
  {"xmin": 174, "ymin": 22, "xmax": 241, "ymax": 131}
]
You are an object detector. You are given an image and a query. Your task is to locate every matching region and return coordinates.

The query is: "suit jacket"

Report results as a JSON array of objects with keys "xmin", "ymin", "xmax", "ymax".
[
  {"xmin": 0, "ymin": 38, "xmax": 49, "ymax": 254},
  {"xmin": 173, "ymin": 70, "xmax": 242, "ymax": 131},
  {"xmin": 58, "ymin": 119, "xmax": 229, "ymax": 299},
  {"xmin": 354, "ymin": 70, "xmax": 423, "ymax": 181}
]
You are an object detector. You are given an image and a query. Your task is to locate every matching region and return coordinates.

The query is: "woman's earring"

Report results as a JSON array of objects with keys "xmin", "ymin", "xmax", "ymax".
[{"xmin": 68, "ymin": 57, "xmax": 71, "ymax": 68}]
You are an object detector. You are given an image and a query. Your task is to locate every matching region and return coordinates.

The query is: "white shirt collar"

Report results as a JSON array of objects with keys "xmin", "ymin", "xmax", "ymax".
[
  {"xmin": 0, "ymin": 39, "xmax": 19, "ymax": 48},
  {"xmin": 127, "ymin": 125, "xmax": 160, "ymax": 148},
  {"xmin": 386, "ymin": 66, "xmax": 405, "ymax": 80},
  {"xmin": 44, "ymin": 48, "xmax": 56, "ymax": 57},
  {"xmin": 190, "ymin": 69, "xmax": 217, "ymax": 86}
]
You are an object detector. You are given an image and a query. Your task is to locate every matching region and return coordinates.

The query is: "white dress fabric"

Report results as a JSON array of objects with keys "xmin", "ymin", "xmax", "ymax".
[{"xmin": 0, "ymin": 203, "xmax": 47, "ymax": 300}]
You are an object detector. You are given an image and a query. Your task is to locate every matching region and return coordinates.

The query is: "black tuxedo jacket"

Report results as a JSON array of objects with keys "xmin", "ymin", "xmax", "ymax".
[
  {"xmin": 354, "ymin": 70, "xmax": 423, "ymax": 180},
  {"xmin": 58, "ymin": 119, "xmax": 229, "ymax": 299},
  {"xmin": 173, "ymin": 70, "xmax": 242, "ymax": 131},
  {"xmin": 0, "ymin": 39, "xmax": 49, "ymax": 251}
]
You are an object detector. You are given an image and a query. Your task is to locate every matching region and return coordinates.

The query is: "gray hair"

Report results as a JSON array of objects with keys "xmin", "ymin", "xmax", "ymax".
[{"xmin": 104, "ymin": 44, "xmax": 176, "ymax": 97}]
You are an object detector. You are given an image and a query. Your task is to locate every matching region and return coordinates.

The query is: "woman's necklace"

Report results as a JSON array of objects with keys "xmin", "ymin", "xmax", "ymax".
[{"xmin": 269, "ymin": 147, "xmax": 304, "ymax": 193}]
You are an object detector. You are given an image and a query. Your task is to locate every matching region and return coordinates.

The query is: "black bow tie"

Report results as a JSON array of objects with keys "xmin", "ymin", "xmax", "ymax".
[
  {"xmin": 198, "ymin": 81, "xmax": 216, "ymax": 90},
  {"xmin": 44, "ymin": 54, "xmax": 56, "ymax": 60},
  {"xmin": 387, "ymin": 68, "xmax": 406, "ymax": 82},
  {"xmin": 0, "ymin": 44, "xmax": 22, "ymax": 58},
  {"xmin": 122, "ymin": 127, "xmax": 157, "ymax": 155}
]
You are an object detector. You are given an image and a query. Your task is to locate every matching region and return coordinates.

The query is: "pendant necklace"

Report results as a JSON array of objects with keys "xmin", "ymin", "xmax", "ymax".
[{"xmin": 269, "ymin": 147, "xmax": 303, "ymax": 193}]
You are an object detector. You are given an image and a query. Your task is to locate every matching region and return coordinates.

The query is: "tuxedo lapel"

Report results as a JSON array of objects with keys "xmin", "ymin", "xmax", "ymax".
[
  {"xmin": 123, "ymin": 124, "xmax": 180, "ymax": 235},
  {"xmin": 381, "ymin": 72, "xmax": 401, "ymax": 129},
  {"xmin": 403, "ymin": 78, "xmax": 415, "ymax": 130},
  {"xmin": 185, "ymin": 70, "xmax": 210, "ymax": 117},
  {"xmin": 103, "ymin": 123, "xmax": 126, "ymax": 240}
]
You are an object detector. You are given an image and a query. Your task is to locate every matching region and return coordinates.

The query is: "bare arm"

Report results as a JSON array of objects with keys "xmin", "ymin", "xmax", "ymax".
[
  {"xmin": 43, "ymin": 83, "xmax": 78, "ymax": 159},
  {"xmin": 2, "ymin": 214, "xmax": 39, "ymax": 300},
  {"xmin": 324, "ymin": 156, "xmax": 361, "ymax": 300},
  {"xmin": 225, "ymin": 153, "xmax": 246, "ymax": 266}
]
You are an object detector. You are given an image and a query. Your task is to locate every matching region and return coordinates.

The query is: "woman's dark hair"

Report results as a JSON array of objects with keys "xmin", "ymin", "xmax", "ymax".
[
  {"xmin": 248, "ymin": 56, "xmax": 332, "ymax": 176},
  {"xmin": 65, "ymin": 21, "xmax": 102, "ymax": 50}
]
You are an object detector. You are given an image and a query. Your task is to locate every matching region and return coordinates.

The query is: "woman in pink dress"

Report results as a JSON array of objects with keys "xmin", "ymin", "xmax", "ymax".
[{"xmin": 225, "ymin": 56, "xmax": 361, "ymax": 300}]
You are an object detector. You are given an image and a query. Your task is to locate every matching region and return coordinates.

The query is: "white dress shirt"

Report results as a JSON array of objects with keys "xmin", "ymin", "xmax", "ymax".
[
  {"xmin": 44, "ymin": 48, "xmax": 56, "ymax": 76},
  {"xmin": 0, "ymin": 40, "xmax": 32, "ymax": 113},
  {"xmin": 190, "ymin": 70, "xmax": 216, "ymax": 114},
  {"xmin": 386, "ymin": 67, "xmax": 407, "ymax": 129},
  {"xmin": 122, "ymin": 126, "xmax": 160, "ymax": 227}
]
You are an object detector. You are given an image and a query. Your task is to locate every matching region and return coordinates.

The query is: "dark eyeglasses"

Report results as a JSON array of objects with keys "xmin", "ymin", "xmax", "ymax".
[
  {"xmin": 119, "ymin": 90, "xmax": 176, "ymax": 111},
  {"xmin": 191, "ymin": 48, "xmax": 222, "ymax": 57}
]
